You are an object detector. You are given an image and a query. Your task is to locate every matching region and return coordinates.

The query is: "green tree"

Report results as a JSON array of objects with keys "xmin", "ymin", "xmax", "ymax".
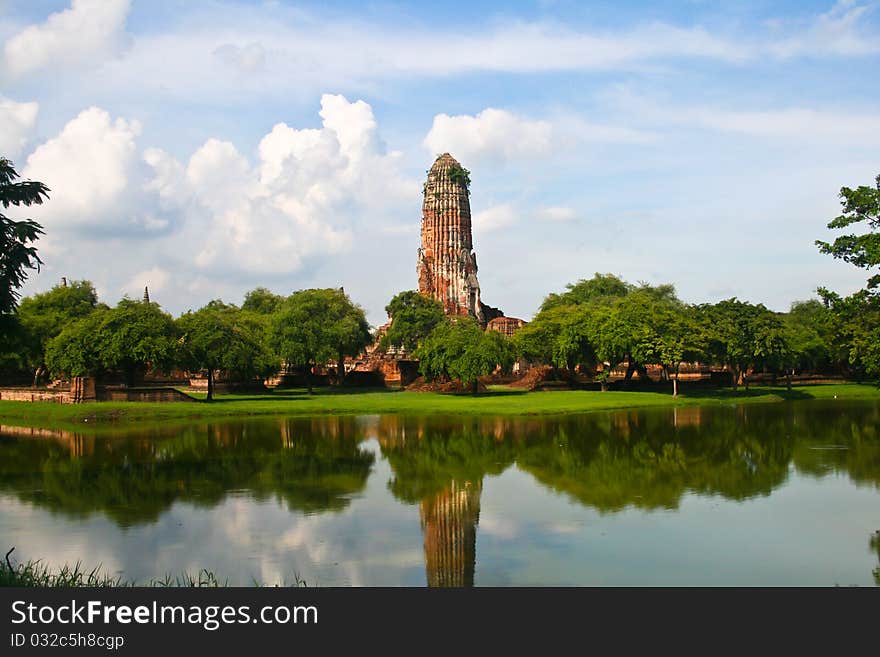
[
  {"xmin": 0, "ymin": 157, "xmax": 49, "ymax": 314},
  {"xmin": 816, "ymin": 288, "xmax": 880, "ymax": 379},
  {"xmin": 45, "ymin": 309, "xmax": 107, "ymax": 378},
  {"xmin": 323, "ymin": 289, "xmax": 372, "ymax": 385},
  {"xmin": 540, "ymin": 273, "xmax": 632, "ymax": 312},
  {"xmin": 415, "ymin": 317, "xmax": 513, "ymax": 394},
  {"xmin": 698, "ymin": 299, "xmax": 788, "ymax": 390},
  {"xmin": 816, "ymin": 173, "xmax": 880, "ymax": 289},
  {"xmin": 16, "ymin": 280, "xmax": 101, "ymax": 385},
  {"xmin": 269, "ymin": 288, "xmax": 368, "ymax": 393},
  {"xmin": 46, "ymin": 298, "xmax": 178, "ymax": 384},
  {"xmin": 781, "ymin": 300, "xmax": 834, "ymax": 379},
  {"xmin": 380, "ymin": 290, "xmax": 445, "ymax": 353},
  {"xmin": 815, "ymin": 173, "xmax": 880, "ymax": 380},
  {"xmin": 242, "ymin": 287, "xmax": 285, "ymax": 315},
  {"xmin": 177, "ymin": 301, "xmax": 278, "ymax": 401}
]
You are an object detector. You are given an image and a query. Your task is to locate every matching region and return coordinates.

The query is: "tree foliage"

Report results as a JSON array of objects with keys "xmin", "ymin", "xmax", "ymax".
[
  {"xmin": 380, "ymin": 290, "xmax": 445, "ymax": 353},
  {"xmin": 816, "ymin": 174, "xmax": 880, "ymax": 288},
  {"xmin": 415, "ymin": 317, "xmax": 514, "ymax": 392},
  {"xmin": 242, "ymin": 287, "xmax": 285, "ymax": 315},
  {"xmin": 269, "ymin": 288, "xmax": 370, "ymax": 391},
  {"xmin": 46, "ymin": 298, "xmax": 178, "ymax": 383},
  {"xmin": 0, "ymin": 157, "xmax": 49, "ymax": 314},
  {"xmin": 177, "ymin": 301, "xmax": 278, "ymax": 400},
  {"xmin": 16, "ymin": 280, "xmax": 101, "ymax": 383}
]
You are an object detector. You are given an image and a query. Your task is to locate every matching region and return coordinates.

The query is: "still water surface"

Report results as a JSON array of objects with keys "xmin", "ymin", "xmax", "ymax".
[{"xmin": 1, "ymin": 400, "xmax": 878, "ymax": 586}]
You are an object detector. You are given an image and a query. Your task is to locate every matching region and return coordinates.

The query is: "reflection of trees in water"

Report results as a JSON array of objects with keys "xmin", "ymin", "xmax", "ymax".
[
  {"xmin": 788, "ymin": 402, "xmax": 880, "ymax": 490},
  {"xmin": 516, "ymin": 407, "xmax": 799, "ymax": 511},
  {"xmin": 0, "ymin": 417, "xmax": 374, "ymax": 525},
  {"xmin": 373, "ymin": 404, "xmax": 880, "ymax": 585},
  {"xmin": 377, "ymin": 416, "xmax": 523, "ymax": 587},
  {"xmin": 2, "ymin": 400, "xmax": 879, "ymax": 584}
]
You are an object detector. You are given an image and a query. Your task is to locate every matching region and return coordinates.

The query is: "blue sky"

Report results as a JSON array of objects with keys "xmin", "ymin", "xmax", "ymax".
[{"xmin": 2, "ymin": 0, "xmax": 878, "ymax": 324}]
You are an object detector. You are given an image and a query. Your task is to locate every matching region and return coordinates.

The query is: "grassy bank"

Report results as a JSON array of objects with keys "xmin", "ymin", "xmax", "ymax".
[
  {"xmin": 0, "ymin": 383, "xmax": 877, "ymax": 429},
  {"xmin": 0, "ymin": 549, "xmax": 305, "ymax": 587}
]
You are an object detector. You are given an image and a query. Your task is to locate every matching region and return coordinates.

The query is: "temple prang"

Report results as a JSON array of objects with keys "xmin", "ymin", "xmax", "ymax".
[
  {"xmin": 353, "ymin": 152, "xmax": 525, "ymax": 386},
  {"xmin": 417, "ymin": 153, "xmax": 504, "ymax": 327}
]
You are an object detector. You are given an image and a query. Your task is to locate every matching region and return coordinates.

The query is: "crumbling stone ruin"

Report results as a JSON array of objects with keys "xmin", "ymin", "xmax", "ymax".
[
  {"xmin": 417, "ymin": 153, "xmax": 504, "ymax": 327},
  {"xmin": 355, "ymin": 153, "xmax": 526, "ymax": 386}
]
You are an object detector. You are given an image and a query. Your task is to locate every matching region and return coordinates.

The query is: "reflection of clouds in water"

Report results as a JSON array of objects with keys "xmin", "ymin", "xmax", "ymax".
[
  {"xmin": 478, "ymin": 514, "xmax": 520, "ymax": 540},
  {"xmin": 545, "ymin": 521, "xmax": 585, "ymax": 535}
]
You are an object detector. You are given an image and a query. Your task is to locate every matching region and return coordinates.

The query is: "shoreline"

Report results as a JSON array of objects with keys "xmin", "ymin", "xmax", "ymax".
[{"xmin": 0, "ymin": 383, "xmax": 877, "ymax": 431}]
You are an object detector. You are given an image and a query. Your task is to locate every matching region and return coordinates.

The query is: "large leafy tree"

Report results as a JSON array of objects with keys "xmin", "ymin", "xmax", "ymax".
[
  {"xmin": 177, "ymin": 301, "xmax": 277, "ymax": 401},
  {"xmin": 415, "ymin": 317, "xmax": 514, "ymax": 394},
  {"xmin": 242, "ymin": 287, "xmax": 285, "ymax": 315},
  {"xmin": 380, "ymin": 290, "xmax": 445, "ymax": 353},
  {"xmin": 16, "ymin": 280, "xmax": 101, "ymax": 385},
  {"xmin": 815, "ymin": 173, "xmax": 880, "ymax": 379},
  {"xmin": 816, "ymin": 173, "xmax": 880, "ymax": 289},
  {"xmin": 45, "ymin": 310, "xmax": 107, "ymax": 379},
  {"xmin": 322, "ymin": 288, "xmax": 372, "ymax": 385},
  {"xmin": 46, "ymin": 298, "xmax": 178, "ymax": 384},
  {"xmin": 0, "ymin": 157, "xmax": 49, "ymax": 315},
  {"xmin": 269, "ymin": 288, "xmax": 370, "ymax": 392},
  {"xmin": 698, "ymin": 299, "xmax": 788, "ymax": 390},
  {"xmin": 540, "ymin": 273, "xmax": 631, "ymax": 312}
]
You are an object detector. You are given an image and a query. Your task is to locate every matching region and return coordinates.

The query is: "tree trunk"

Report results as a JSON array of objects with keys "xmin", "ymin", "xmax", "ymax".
[
  {"xmin": 306, "ymin": 365, "xmax": 313, "ymax": 395},
  {"xmin": 787, "ymin": 370, "xmax": 793, "ymax": 392},
  {"xmin": 731, "ymin": 366, "xmax": 739, "ymax": 392},
  {"xmin": 624, "ymin": 357, "xmax": 636, "ymax": 382},
  {"xmin": 33, "ymin": 365, "xmax": 45, "ymax": 388},
  {"xmin": 206, "ymin": 368, "xmax": 214, "ymax": 402},
  {"xmin": 600, "ymin": 380, "xmax": 608, "ymax": 392},
  {"xmin": 673, "ymin": 373, "xmax": 679, "ymax": 398},
  {"xmin": 337, "ymin": 350, "xmax": 345, "ymax": 387}
]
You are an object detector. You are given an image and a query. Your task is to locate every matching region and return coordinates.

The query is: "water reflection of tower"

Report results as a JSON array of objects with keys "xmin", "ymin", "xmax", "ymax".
[{"xmin": 420, "ymin": 479, "xmax": 482, "ymax": 587}]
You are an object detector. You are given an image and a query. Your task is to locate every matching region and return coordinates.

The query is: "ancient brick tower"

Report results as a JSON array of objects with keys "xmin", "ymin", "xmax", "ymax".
[{"xmin": 418, "ymin": 153, "xmax": 500, "ymax": 326}]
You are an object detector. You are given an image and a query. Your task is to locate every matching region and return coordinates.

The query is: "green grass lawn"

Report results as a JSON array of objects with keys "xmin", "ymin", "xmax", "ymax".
[{"xmin": 0, "ymin": 382, "xmax": 877, "ymax": 430}]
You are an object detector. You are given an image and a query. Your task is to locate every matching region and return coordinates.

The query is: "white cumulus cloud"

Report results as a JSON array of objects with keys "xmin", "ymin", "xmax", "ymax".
[
  {"xmin": 0, "ymin": 96, "xmax": 38, "ymax": 159},
  {"xmin": 473, "ymin": 203, "xmax": 517, "ymax": 233},
  {"xmin": 1, "ymin": 0, "xmax": 131, "ymax": 80},
  {"xmin": 424, "ymin": 108, "xmax": 552, "ymax": 164},
  {"xmin": 23, "ymin": 106, "xmax": 145, "ymax": 231},
  {"xmin": 15, "ymin": 94, "xmax": 417, "ymax": 312}
]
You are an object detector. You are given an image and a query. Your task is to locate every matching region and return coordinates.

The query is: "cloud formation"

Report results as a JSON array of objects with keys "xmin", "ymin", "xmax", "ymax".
[
  {"xmin": 1, "ymin": 0, "xmax": 130, "ymax": 80},
  {"xmin": 0, "ymin": 96, "xmax": 38, "ymax": 159},
  {"xmin": 23, "ymin": 107, "xmax": 146, "ymax": 232},
  {"xmin": 18, "ymin": 94, "xmax": 416, "ymax": 309}
]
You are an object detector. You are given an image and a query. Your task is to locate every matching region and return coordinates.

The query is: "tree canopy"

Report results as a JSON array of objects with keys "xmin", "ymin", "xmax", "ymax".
[
  {"xmin": 816, "ymin": 173, "xmax": 880, "ymax": 289},
  {"xmin": 380, "ymin": 290, "xmax": 445, "ymax": 353},
  {"xmin": 269, "ymin": 288, "xmax": 370, "ymax": 392},
  {"xmin": 415, "ymin": 316, "xmax": 514, "ymax": 393},
  {"xmin": 16, "ymin": 280, "xmax": 101, "ymax": 384},
  {"xmin": 177, "ymin": 300, "xmax": 278, "ymax": 400},
  {"xmin": 46, "ymin": 298, "xmax": 178, "ymax": 383},
  {"xmin": 0, "ymin": 157, "xmax": 49, "ymax": 315}
]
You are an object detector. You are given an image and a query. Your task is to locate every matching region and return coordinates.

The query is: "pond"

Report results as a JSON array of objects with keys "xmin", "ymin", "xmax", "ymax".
[{"xmin": 1, "ymin": 400, "xmax": 879, "ymax": 586}]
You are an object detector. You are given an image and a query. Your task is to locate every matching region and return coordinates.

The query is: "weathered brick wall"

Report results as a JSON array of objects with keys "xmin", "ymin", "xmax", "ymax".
[{"xmin": 0, "ymin": 388, "xmax": 71, "ymax": 403}]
